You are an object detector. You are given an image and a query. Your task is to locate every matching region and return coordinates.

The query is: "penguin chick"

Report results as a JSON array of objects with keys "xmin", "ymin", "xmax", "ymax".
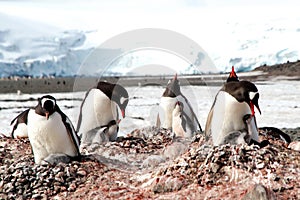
[
  {"xmin": 157, "ymin": 74, "xmax": 202, "ymax": 133},
  {"xmin": 77, "ymin": 81, "xmax": 128, "ymax": 142},
  {"xmin": 172, "ymin": 101, "xmax": 195, "ymax": 138}
]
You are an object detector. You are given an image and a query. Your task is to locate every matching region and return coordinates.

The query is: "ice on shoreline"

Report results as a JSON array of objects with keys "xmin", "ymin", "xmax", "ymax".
[{"xmin": 0, "ymin": 80, "xmax": 299, "ymax": 136}]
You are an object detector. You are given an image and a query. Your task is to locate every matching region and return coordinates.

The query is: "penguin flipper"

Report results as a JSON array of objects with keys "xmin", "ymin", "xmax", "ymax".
[
  {"xmin": 156, "ymin": 113, "xmax": 161, "ymax": 128},
  {"xmin": 10, "ymin": 108, "xmax": 30, "ymax": 138},
  {"xmin": 204, "ymin": 108, "xmax": 213, "ymax": 139},
  {"xmin": 180, "ymin": 94, "xmax": 202, "ymax": 132},
  {"xmin": 57, "ymin": 107, "xmax": 81, "ymax": 156}
]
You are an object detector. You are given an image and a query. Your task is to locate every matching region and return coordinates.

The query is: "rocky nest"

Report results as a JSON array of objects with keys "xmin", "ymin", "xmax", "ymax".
[{"xmin": 0, "ymin": 127, "xmax": 300, "ymax": 199}]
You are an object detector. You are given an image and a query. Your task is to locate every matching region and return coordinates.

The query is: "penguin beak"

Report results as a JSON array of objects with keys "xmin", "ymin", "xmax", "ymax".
[
  {"xmin": 173, "ymin": 73, "xmax": 178, "ymax": 80},
  {"xmin": 249, "ymin": 98, "xmax": 261, "ymax": 116},
  {"xmin": 229, "ymin": 66, "xmax": 237, "ymax": 78},
  {"xmin": 121, "ymin": 109, "xmax": 125, "ymax": 118},
  {"xmin": 45, "ymin": 112, "xmax": 50, "ymax": 120}
]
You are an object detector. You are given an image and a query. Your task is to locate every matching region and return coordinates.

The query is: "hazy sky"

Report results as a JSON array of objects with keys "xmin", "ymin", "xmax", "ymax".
[{"xmin": 1, "ymin": 0, "xmax": 299, "ymax": 72}]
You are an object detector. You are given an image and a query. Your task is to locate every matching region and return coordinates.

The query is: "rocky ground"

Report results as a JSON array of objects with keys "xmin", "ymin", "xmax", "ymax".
[
  {"xmin": 1, "ymin": 127, "xmax": 300, "ymax": 199},
  {"xmin": 253, "ymin": 60, "xmax": 300, "ymax": 77}
]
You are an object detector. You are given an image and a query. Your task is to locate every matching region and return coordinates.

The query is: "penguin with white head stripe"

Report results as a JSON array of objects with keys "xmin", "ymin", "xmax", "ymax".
[
  {"xmin": 77, "ymin": 81, "xmax": 129, "ymax": 144},
  {"xmin": 11, "ymin": 95, "xmax": 80, "ymax": 164},
  {"xmin": 157, "ymin": 74, "xmax": 202, "ymax": 135},
  {"xmin": 205, "ymin": 80, "xmax": 261, "ymax": 146}
]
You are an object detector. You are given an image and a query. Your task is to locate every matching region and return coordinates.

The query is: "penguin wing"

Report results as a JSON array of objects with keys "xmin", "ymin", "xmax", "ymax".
[
  {"xmin": 76, "ymin": 88, "xmax": 92, "ymax": 132},
  {"xmin": 156, "ymin": 113, "xmax": 161, "ymax": 128},
  {"xmin": 181, "ymin": 110, "xmax": 195, "ymax": 137},
  {"xmin": 10, "ymin": 109, "xmax": 30, "ymax": 138},
  {"xmin": 204, "ymin": 106, "xmax": 214, "ymax": 139},
  {"xmin": 57, "ymin": 108, "xmax": 80, "ymax": 155},
  {"xmin": 178, "ymin": 94, "xmax": 202, "ymax": 132}
]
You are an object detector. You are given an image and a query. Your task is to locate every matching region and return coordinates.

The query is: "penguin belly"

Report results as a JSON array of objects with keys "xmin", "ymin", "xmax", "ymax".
[
  {"xmin": 211, "ymin": 91, "xmax": 252, "ymax": 146},
  {"xmin": 78, "ymin": 89, "xmax": 119, "ymax": 141},
  {"xmin": 28, "ymin": 110, "xmax": 78, "ymax": 164},
  {"xmin": 11, "ymin": 123, "xmax": 28, "ymax": 138},
  {"xmin": 159, "ymin": 97, "xmax": 177, "ymax": 129}
]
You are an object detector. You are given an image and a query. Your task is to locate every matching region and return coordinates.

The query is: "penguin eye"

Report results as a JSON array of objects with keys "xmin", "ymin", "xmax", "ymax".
[
  {"xmin": 120, "ymin": 96, "xmax": 129, "ymax": 105},
  {"xmin": 249, "ymin": 92, "xmax": 258, "ymax": 100}
]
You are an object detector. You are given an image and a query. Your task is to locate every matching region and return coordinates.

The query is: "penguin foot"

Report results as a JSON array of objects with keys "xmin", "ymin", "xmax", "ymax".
[{"xmin": 42, "ymin": 153, "xmax": 81, "ymax": 165}]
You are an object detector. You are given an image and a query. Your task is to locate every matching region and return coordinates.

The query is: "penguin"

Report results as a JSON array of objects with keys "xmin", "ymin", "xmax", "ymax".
[
  {"xmin": 157, "ymin": 74, "xmax": 202, "ymax": 134},
  {"xmin": 226, "ymin": 66, "xmax": 239, "ymax": 82},
  {"xmin": 10, "ymin": 109, "xmax": 30, "ymax": 138},
  {"xmin": 222, "ymin": 114, "xmax": 270, "ymax": 147},
  {"xmin": 205, "ymin": 80, "xmax": 261, "ymax": 146},
  {"xmin": 17, "ymin": 95, "xmax": 80, "ymax": 164},
  {"xmin": 81, "ymin": 120, "xmax": 118, "ymax": 146},
  {"xmin": 259, "ymin": 127, "xmax": 291, "ymax": 144},
  {"xmin": 221, "ymin": 114, "xmax": 258, "ymax": 145},
  {"xmin": 77, "ymin": 81, "xmax": 129, "ymax": 143},
  {"xmin": 171, "ymin": 101, "xmax": 195, "ymax": 138}
]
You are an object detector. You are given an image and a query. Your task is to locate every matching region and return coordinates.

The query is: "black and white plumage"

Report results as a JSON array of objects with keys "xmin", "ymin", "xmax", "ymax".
[
  {"xmin": 10, "ymin": 109, "xmax": 30, "ymax": 138},
  {"xmin": 77, "ymin": 81, "xmax": 129, "ymax": 143},
  {"xmin": 156, "ymin": 74, "xmax": 202, "ymax": 134},
  {"xmin": 205, "ymin": 80, "xmax": 261, "ymax": 146},
  {"xmin": 12, "ymin": 95, "xmax": 80, "ymax": 164},
  {"xmin": 222, "ymin": 114, "xmax": 258, "ymax": 145},
  {"xmin": 171, "ymin": 101, "xmax": 195, "ymax": 138}
]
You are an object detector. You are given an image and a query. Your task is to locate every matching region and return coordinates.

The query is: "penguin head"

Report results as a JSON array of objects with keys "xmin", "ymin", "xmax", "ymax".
[
  {"xmin": 226, "ymin": 66, "xmax": 239, "ymax": 82},
  {"xmin": 112, "ymin": 84, "xmax": 129, "ymax": 118},
  {"xmin": 37, "ymin": 95, "xmax": 57, "ymax": 120},
  {"xmin": 224, "ymin": 81, "xmax": 261, "ymax": 116},
  {"xmin": 163, "ymin": 73, "xmax": 181, "ymax": 97},
  {"xmin": 96, "ymin": 81, "xmax": 129, "ymax": 118}
]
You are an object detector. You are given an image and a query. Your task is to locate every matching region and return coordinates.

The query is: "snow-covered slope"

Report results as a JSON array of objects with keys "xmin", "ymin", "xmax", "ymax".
[
  {"xmin": 0, "ymin": 13, "xmax": 93, "ymax": 77},
  {"xmin": 1, "ymin": 10, "xmax": 300, "ymax": 77}
]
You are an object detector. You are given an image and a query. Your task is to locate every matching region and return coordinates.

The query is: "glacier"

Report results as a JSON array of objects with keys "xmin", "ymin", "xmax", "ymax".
[{"xmin": 0, "ymin": 12, "xmax": 300, "ymax": 78}]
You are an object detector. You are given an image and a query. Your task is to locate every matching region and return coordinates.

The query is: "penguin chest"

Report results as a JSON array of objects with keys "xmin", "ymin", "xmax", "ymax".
[
  {"xmin": 27, "ymin": 111, "xmax": 77, "ymax": 163},
  {"xmin": 160, "ymin": 97, "xmax": 177, "ymax": 129},
  {"xmin": 172, "ymin": 108, "xmax": 185, "ymax": 137},
  {"xmin": 211, "ymin": 91, "xmax": 251, "ymax": 145},
  {"xmin": 78, "ymin": 89, "xmax": 118, "ymax": 134},
  {"xmin": 93, "ymin": 89, "xmax": 118, "ymax": 124}
]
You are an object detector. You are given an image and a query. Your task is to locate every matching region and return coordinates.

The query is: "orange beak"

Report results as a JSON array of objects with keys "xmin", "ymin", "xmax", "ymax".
[
  {"xmin": 45, "ymin": 112, "xmax": 50, "ymax": 120},
  {"xmin": 229, "ymin": 66, "xmax": 237, "ymax": 78},
  {"xmin": 249, "ymin": 100, "xmax": 261, "ymax": 116},
  {"xmin": 121, "ymin": 109, "xmax": 125, "ymax": 118}
]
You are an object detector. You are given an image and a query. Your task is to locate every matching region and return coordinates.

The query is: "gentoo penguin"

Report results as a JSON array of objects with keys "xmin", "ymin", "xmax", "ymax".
[
  {"xmin": 77, "ymin": 81, "xmax": 129, "ymax": 143},
  {"xmin": 205, "ymin": 80, "xmax": 261, "ymax": 146},
  {"xmin": 13, "ymin": 95, "xmax": 80, "ymax": 164},
  {"xmin": 226, "ymin": 66, "xmax": 239, "ymax": 82},
  {"xmin": 171, "ymin": 101, "xmax": 195, "ymax": 138},
  {"xmin": 10, "ymin": 109, "xmax": 30, "ymax": 138},
  {"xmin": 157, "ymin": 74, "xmax": 202, "ymax": 134},
  {"xmin": 259, "ymin": 127, "xmax": 291, "ymax": 144},
  {"xmin": 222, "ymin": 114, "xmax": 258, "ymax": 145}
]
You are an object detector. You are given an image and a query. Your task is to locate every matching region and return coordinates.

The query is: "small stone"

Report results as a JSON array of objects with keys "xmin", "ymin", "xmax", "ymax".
[
  {"xmin": 77, "ymin": 168, "xmax": 87, "ymax": 176},
  {"xmin": 68, "ymin": 183, "xmax": 76, "ymax": 192},
  {"xmin": 256, "ymin": 163, "xmax": 265, "ymax": 169}
]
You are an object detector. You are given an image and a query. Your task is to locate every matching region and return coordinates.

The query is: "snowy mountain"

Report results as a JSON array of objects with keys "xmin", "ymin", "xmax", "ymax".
[{"xmin": 0, "ymin": 11, "xmax": 300, "ymax": 77}]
